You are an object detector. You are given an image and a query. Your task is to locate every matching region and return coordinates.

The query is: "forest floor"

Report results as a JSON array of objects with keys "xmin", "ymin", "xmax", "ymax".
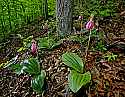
[{"xmin": 0, "ymin": 16, "xmax": 125, "ymax": 97}]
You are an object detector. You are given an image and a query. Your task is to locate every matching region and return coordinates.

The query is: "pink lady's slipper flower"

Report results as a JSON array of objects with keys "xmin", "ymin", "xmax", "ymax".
[
  {"xmin": 86, "ymin": 20, "xmax": 94, "ymax": 30},
  {"xmin": 31, "ymin": 39, "xmax": 37, "ymax": 56},
  {"xmin": 86, "ymin": 15, "xmax": 94, "ymax": 30}
]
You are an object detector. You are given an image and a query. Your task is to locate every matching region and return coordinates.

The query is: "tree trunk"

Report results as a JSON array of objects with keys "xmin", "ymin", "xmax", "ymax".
[{"xmin": 56, "ymin": 0, "xmax": 72, "ymax": 36}]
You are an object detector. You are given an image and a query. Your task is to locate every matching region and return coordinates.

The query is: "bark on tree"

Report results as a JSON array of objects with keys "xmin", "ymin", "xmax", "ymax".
[{"xmin": 56, "ymin": 0, "xmax": 72, "ymax": 36}]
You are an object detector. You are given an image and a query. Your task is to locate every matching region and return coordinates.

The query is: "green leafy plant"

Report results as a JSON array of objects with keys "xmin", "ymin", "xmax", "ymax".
[
  {"xmin": 38, "ymin": 37, "xmax": 63, "ymax": 50},
  {"xmin": 0, "ymin": 0, "xmax": 51, "ymax": 41},
  {"xmin": 48, "ymin": 0, "xmax": 56, "ymax": 16},
  {"xmin": 95, "ymin": 41, "xmax": 107, "ymax": 52},
  {"xmin": 68, "ymin": 35, "xmax": 88, "ymax": 44},
  {"xmin": 73, "ymin": 0, "xmax": 117, "ymax": 17},
  {"xmin": 104, "ymin": 52, "xmax": 118, "ymax": 62},
  {"xmin": 8, "ymin": 58, "xmax": 41, "ymax": 75},
  {"xmin": 6, "ymin": 57, "xmax": 46, "ymax": 94},
  {"xmin": 62, "ymin": 52, "xmax": 91, "ymax": 93},
  {"xmin": 38, "ymin": 37, "xmax": 52, "ymax": 49}
]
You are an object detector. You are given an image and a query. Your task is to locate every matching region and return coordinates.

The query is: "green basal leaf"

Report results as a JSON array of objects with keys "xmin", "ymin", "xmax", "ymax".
[
  {"xmin": 38, "ymin": 37, "xmax": 62, "ymax": 49},
  {"xmin": 38, "ymin": 37, "xmax": 49, "ymax": 49},
  {"xmin": 11, "ymin": 64, "xmax": 24, "ymax": 75},
  {"xmin": 68, "ymin": 70, "xmax": 91, "ymax": 93},
  {"xmin": 50, "ymin": 39, "xmax": 63, "ymax": 49},
  {"xmin": 31, "ymin": 70, "xmax": 46, "ymax": 93},
  {"xmin": 23, "ymin": 58, "xmax": 41, "ymax": 75},
  {"xmin": 62, "ymin": 52, "xmax": 84, "ymax": 73}
]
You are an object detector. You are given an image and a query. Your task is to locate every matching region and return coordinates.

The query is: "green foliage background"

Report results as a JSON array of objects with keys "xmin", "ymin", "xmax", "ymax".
[
  {"xmin": 48, "ymin": 0, "xmax": 56, "ymax": 16},
  {"xmin": 73, "ymin": 0, "xmax": 125, "ymax": 17},
  {"xmin": 0, "ymin": 0, "xmax": 55, "ymax": 43},
  {"xmin": 0, "ymin": 0, "xmax": 125, "ymax": 43}
]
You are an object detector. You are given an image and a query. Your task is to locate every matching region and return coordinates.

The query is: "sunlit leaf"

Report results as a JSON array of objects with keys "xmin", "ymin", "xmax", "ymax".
[
  {"xmin": 38, "ymin": 37, "xmax": 49, "ymax": 49},
  {"xmin": 62, "ymin": 52, "xmax": 84, "ymax": 73},
  {"xmin": 68, "ymin": 70, "xmax": 91, "ymax": 93}
]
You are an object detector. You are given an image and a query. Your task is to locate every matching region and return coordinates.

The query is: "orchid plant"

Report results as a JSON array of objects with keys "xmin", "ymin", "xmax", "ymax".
[
  {"xmin": 5, "ymin": 57, "xmax": 46, "ymax": 94},
  {"xmin": 85, "ymin": 14, "xmax": 95, "ymax": 60},
  {"xmin": 62, "ymin": 52, "xmax": 91, "ymax": 93}
]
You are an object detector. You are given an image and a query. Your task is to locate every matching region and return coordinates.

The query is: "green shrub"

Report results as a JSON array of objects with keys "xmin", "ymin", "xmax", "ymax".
[{"xmin": 0, "ymin": 0, "xmax": 55, "ymax": 42}]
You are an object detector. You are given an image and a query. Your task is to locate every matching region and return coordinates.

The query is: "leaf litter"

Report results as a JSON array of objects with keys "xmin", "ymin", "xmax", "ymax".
[{"xmin": 0, "ymin": 17, "xmax": 125, "ymax": 97}]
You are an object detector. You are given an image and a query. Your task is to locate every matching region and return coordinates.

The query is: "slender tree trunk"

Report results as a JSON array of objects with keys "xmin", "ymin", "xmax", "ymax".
[
  {"xmin": 44, "ymin": 0, "xmax": 48, "ymax": 19},
  {"xmin": 56, "ymin": 0, "xmax": 72, "ymax": 36}
]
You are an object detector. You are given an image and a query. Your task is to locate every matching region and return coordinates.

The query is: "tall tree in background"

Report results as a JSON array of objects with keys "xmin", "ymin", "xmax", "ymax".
[{"xmin": 56, "ymin": 0, "xmax": 72, "ymax": 36}]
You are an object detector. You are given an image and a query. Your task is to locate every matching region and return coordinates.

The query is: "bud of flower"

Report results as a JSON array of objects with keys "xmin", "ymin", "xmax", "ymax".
[
  {"xmin": 31, "ymin": 39, "xmax": 37, "ymax": 56},
  {"xmin": 78, "ymin": 16, "xmax": 83, "ymax": 20},
  {"xmin": 85, "ymin": 20, "xmax": 94, "ymax": 30}
]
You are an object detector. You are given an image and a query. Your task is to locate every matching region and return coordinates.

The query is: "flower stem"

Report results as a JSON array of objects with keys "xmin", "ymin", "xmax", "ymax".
[
  {"xmin": 81, "ymin": 21, "xmax": 82, "ymax": 31},
  {"xmin": 85, "ymin": 30, "xmax": 92, "ymax": 61}
]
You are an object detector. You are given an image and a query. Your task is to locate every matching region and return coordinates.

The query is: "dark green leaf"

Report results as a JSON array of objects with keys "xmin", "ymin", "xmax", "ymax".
[
  {"xmin": 23, "ymin": 58, "xmax": 40, "ymax": 75},
  {"xmin": 31, "ymin": 70, "xmax": 46, "ymax": 93},
  {"xmin": 11, "ymin": 64, "xmax": 24, "ymax": 75},
  {"xmin": 50, "ymin": 39, "xmax": 63, "ymax": 49}
]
